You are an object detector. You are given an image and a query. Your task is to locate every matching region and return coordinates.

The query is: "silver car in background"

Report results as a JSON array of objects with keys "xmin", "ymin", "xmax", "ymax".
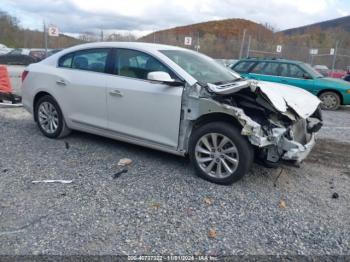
[{"xmin": 21, "ymin": 42, "xmax": 322, "ymax": 184}]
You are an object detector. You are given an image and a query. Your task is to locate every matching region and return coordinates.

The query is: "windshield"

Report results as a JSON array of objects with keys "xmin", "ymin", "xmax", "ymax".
[
  {"xmin": 302, "ymin": 63, "xmax": 324, "ymax": 78},
  {"xmin": 160, "ymin": 49, "xmax": 239, "ymax": 85}
]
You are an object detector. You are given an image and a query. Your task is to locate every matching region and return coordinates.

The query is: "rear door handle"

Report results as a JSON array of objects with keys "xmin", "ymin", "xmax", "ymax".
[
  {"xmin": 109, "ymin": 90, "xmax": 123, "ymax": 97},
  {"xmin": 56, "ymin": 79, "xmax": 66, "ymax": 86}
]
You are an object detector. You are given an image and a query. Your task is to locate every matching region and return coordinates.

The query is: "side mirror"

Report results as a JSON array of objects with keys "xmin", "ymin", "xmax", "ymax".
[{"xmin": 147, "ymin": 71, "xmax": 183, "ymax": 86}]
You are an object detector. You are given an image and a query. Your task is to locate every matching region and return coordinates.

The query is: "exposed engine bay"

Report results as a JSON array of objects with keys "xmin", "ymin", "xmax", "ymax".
[{"xmin": 179, "ymin": 79, "xmax": 323, "ymax": 164}]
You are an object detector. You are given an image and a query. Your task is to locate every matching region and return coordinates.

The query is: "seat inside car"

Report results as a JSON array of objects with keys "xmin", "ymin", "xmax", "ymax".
[
  {"xmin": 119, "ymin": 56, "xmax": 137, "ymax": 78},
  {"xmin": 73, "ymin": 56, "xmax": 88, "ymax": 70},
  {"xmin": 89, "ymin": 62, "xmax": 105, "ymax": 72}
]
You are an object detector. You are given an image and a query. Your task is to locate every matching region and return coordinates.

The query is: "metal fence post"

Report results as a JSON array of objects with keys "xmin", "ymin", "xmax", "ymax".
[
  {"xmin": 246, "ymin": 35, "xmax": 251, "ymax": 58},
  {"xmin": 239, "ymin": 29, "xmax": 246, "ymax": 59},
  {"xmin": 43, "ymin": 21, "xmax": 48, "ymax": 57},
  {"xmin": 332, "ymin": 41, "xmax": 339, "ymax": 73}
]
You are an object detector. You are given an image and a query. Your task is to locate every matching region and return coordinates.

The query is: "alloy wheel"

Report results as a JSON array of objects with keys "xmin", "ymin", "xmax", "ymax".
[
  {"xmin": 38, "ymin": 101, "xmax": 59, "ymax": 134},
  {"xmin": 195, "ymin": 133, "xmax": 239, "ymax": 179}
]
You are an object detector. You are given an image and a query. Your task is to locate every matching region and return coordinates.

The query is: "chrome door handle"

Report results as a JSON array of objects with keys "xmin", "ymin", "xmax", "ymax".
[
  {"xmin": 109, "ymin": 90, "xmax": 123, "ymax": 97},
  {"xmin": 56, "ymin": 79, "xmax": 66, "ymax": 86}
]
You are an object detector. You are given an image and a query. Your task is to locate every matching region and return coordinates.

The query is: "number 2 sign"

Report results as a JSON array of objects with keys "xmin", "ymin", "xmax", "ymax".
[{"xmin": 48, "ymin": 27, "xmax": 59, "ymax": 37}]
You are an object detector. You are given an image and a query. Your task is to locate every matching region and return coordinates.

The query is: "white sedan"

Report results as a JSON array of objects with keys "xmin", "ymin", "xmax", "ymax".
[{"xmin": 21, "ymin": 42, "xmax": 322, "ymax": 185}]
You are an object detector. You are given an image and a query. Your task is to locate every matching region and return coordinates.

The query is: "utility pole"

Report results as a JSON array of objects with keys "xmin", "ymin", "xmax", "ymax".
[
  {"xmin": 246, "ymin": 35, "xmax": 251, "ymax": 58},
  {"xmin": 196, "ymin": 31, "xmax": 200, "ymax": 52},
  {"xmin": 43, "ymin": 21, "xmax": 48, "ymax": 57},
  {"xmin": 239, "ymin": 29, "xmax": 246, "ymax": 59},
  {"xmin": 153, "ymin": 30, "xmax": 156, "ymax": 43},
  {"xmin": 332, "ymin": 41, "xmax": 339, "ymax": 74},
  {"xmin": 100, "ymin": 29, "xmax": 104, "ymax": 42}
]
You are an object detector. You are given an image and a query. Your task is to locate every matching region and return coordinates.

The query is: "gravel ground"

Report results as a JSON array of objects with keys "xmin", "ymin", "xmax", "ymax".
[{"xmin": 0, "ymin": 106, "xmax": 349, "ymax": 256}]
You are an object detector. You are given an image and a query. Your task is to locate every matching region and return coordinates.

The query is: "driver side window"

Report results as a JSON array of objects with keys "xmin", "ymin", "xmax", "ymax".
[{"xmin": 114, "ymin": 49, "xmax": 173, "ymax": 80}]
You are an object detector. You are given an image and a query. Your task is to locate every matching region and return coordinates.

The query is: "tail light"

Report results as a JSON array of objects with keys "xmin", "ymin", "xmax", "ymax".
[{"xmin": 22, "ymin": 70, "xmax": 29, "ymax": 82}]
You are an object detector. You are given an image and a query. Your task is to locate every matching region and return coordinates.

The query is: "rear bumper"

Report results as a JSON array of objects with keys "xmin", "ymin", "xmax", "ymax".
[{"xmin": 281, "ymin": 133, "xmax": 316, "ymax": 163}]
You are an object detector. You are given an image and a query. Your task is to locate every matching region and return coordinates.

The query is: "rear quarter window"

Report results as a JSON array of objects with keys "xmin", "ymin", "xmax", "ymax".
[{"xmin": 58, "ymin": 53, "xmax": 73, "ymax": 68}]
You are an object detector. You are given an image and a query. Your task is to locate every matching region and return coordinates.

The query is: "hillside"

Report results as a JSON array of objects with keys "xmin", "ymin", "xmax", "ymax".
[
  {"xmin": 0, "ymin": 10, "xmax": 83, "ymax": 48},
  {"xmin": 139, "ymin": 19, "xmax": 274, "ymax": 58},
  {"xmin": 282, "ymin": 15, "xmax": 350, "ymax": 35}
]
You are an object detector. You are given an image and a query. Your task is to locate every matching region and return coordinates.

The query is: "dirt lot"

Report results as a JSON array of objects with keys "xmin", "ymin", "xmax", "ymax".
[{"xmin": 0, "ymin": 106, "xmax": 349, "ymax": 255}]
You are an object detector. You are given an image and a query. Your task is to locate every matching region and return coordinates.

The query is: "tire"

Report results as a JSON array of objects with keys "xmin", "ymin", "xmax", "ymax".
[
  {"xmin": 189, "ymin": 122, "xmax": 254, "ymax": 185},
  {"xmin": 319, "ymin": 91, "xmax": 341, "ymax": 110},
  {"xmin": 34, "ymin": 95, "xmax": 71, "ymax": 138}
]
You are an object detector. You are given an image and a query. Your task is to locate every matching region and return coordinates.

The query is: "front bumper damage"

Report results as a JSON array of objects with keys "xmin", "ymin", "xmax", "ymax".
[
  {"xmin": 179, "ymin": 80, "xmax": 322, "ymax": 165},
  {"xmin": 227, "ymin": 104, "xmax": 320, "ymax": 164},
  {"xmin": 281, "ymin": 133, "xmax": 315, "ymax": 162}
]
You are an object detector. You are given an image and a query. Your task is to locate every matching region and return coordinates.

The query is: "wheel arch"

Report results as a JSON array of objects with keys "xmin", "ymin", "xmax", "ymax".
[
  {"xmin": 181, "ymin": 112, "xmax": 244, "ymax": 153},
  {"xmin": 192, "ymin": 112, "xmax": 243, "ymax": 131}
]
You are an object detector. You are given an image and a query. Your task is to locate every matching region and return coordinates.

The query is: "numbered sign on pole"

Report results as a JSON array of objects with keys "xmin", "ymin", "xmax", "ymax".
[
  {"xmin": 184, "ymin": 37, "xmax": 192, "ymax": 46},
  {"xmin": 276, "ymin": 45, "xmax": 282, "ymax": 53},
  {"xmin": 330, "ymin": 48, "xmax": 335, "ymax": 55},
  {"xmin": 48, "ymin": 26, "xmax": 59, "ymax": 37},
  {"xmin": 310, "ymin": 49, "xmax": 318, "ymax": 55}
]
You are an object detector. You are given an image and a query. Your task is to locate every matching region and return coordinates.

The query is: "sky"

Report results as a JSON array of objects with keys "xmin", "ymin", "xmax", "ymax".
[{"xmin": 2, "ymin": 0, "xmax": 350, "ymax": 37}]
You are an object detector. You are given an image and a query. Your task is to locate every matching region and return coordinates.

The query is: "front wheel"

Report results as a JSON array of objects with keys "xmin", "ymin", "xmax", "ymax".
[
  {"xmin": 189, "ymin": 122, "xmax": 254, "ymax": 185},
  {"xmin": 319, "ymin": 91, "xmax": 341, "ymax": 110}
]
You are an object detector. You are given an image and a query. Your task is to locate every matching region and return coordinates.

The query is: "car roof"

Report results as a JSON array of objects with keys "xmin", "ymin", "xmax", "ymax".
[
  {"xmin": 62, "ymin": 42, "xmax": 188, "ymax": 52},
  {"xmin": 238, "ymin": 57, "xmax": 304, "ymax": 65}
]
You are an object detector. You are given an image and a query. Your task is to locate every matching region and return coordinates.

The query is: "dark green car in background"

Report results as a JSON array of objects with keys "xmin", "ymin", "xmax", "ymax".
[{"xmin": 231, "ymin": 58, "xmax": 350, "ymax": 110}]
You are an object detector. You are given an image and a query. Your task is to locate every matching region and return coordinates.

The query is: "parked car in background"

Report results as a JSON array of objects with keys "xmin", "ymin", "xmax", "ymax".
[
  {"xmin": 21, "ymin": 42, "xmax": 323, "ymax": 185},
  {"xmin": 314, "ymin": 65, "xmax": 330, "ymax": 77},
  {"xmin": 328, "ymin": 70, "xmax": 347, "ymax": 79},
  {"xmin": 9, "ymin": 48, "xmax": 31, "ymax": 55},
  {"xmin": 0, "ymin": 44, "xmax": 12, "ymax": 55},
  {"xmin": 231, "ymin": 58, "xmax": 350, "ymax": 110},
  {"xmin": 344, "ymin": 74, "xmax": 350, "ymax": 82},
  {"xmin": 29, "ymin": 49, "xmax": 46, "ymax": 61},
  {"xmin": 47, "ymin": 49, "xmax": 63, "ymax": 57},
  {"xmin": 0, "ymin": 53, "xmax": 38, "ymax": 65}
]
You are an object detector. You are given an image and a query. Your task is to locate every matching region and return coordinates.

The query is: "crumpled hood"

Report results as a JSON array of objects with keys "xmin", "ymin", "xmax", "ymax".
[{"xmin": 254, "ymin": 81, "xmax": 321, "ymax": 119}]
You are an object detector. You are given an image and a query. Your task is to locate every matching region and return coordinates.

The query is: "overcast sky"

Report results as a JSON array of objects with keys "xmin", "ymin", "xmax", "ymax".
[{"xmin": 2, "ymin": 0, "xmax": 350, "ymax": 37}]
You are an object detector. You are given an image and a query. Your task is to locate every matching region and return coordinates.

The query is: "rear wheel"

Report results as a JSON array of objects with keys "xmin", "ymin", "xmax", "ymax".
[
  {"xmin": 34, "ymin": 95, "xmax": 71, "ymax": 138},
  {"xmin": 189, "ymin": 122, "xmax": 254, "ymax": 185},
  {"xmin": 319, "ymin": 91, "xmax": 341, "ymax": 110}
]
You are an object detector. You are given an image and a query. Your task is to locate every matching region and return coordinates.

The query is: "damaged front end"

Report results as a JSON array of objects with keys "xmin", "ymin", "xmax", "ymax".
[{"xmin": 181, "ymin": 79, "xmax": 323, "ymax": 165}]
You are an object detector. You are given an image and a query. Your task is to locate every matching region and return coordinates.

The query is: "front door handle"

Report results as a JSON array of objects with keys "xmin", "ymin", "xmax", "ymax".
[
  {"xmin": 109, "ymin": 90, "xmax": 123, "ymax": 97},
  {"xmin": 56, "ymin": 79, "xmax": 66, "ymax": 86}
]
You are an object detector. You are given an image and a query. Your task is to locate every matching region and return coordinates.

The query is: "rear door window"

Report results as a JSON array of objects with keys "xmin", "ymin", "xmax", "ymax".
[
  {"xmin": 251, "ymin": 62, "xmax": 279, "ymax": 76},
  {"xmin": 72, "ymin": 49, "xmax": 109, "ymax": 73},
  {"xmin": 58, "ymin": 53, "xmax": 73, "ymax": 68},
  {"xmin": 231, "ymin": 61, "xmax": 256, "ymax": 73},
  {"xmin": 58, "ymin": 49, "xmax": 110, "ymax": 73}
]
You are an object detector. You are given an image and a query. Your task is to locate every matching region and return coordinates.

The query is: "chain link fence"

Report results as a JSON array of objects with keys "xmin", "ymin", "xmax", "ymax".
[
  {"xmin": 142, "ymin": 33, "xmax": 350, "ymax": 71},
  {"xmin": 2, "ymin": 30, "xmax": 350, "ymax": 71}
]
